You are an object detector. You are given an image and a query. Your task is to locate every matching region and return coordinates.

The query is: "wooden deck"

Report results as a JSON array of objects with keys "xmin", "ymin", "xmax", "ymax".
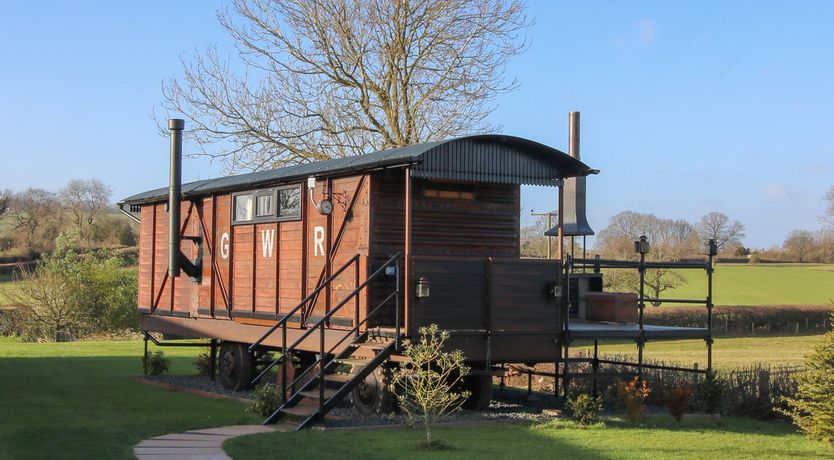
[{"xmin": 568, "ymin": 320, "xmax": 709, "ymax": 340}]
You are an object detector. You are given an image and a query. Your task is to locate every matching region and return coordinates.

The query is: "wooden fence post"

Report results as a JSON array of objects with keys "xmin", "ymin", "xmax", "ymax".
[{"xmin": 758, "ymin": 369, "xmax": 770, "ymax": 404}]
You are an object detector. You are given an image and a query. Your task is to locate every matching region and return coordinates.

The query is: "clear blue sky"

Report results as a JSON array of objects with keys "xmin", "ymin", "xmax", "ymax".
[{"xmin": 1, "ymin": 1, "xmax": 832, "ymax": 249}]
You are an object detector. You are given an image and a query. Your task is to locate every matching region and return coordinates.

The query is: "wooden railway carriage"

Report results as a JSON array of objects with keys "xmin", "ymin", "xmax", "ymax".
[{"xmin": 121, "ymin": 117, "xmax": 713, "ymax": 428}]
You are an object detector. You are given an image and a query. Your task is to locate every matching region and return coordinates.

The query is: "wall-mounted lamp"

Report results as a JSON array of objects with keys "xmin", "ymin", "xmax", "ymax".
[
  {"xmin": 705, "ymin": 239, "xmax": 718, "ymax": 257},
  {"xmin": 415, "ymin": 276, "xmax": 430, "ymax": 299},
  {"xmin": 634, "ymin": 235, "xmax": 650, "ymax": 255}
]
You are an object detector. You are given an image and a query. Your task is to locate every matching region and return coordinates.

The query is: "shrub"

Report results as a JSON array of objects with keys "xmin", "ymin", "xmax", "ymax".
[
  {"xmin": 249, "ymin": 383, "xmax": 281, "ymax": 417},
  {"xmin": 194, "ymin": 351, "xmax": 213, "ymax": 377},
  {"xmin": 2, "ymin": 235, "xmax": 139, "ymax": 341},
  {"xmin": 699, "ymin": 375, "xmax": 726, "ymax": 415},
  {"xmin": 390, "ymin": 324, "xmax": 470, "ymax": 448},
  {"xmin": 615, "ymin": 377, "xmax": 651, "ymax": 422},
  {"xmin": 568, "ymin": 352, "xmax": 800, "ymax": 419},
  {"xmin": 567, "ymin": 393, "xmax": 602, "ymax": 426},
  {"xmin": 666, "ymin": 382, "xmax": 694, "ymax": 422},
  {"xmin": 143, "ymin": 351, "xmax": 170, "ymax": 376},
  {"xmin": 781, "ymin": 315, "xmax": 834, "ymax": 444},
  {"xmin": 645, "ymin": 305, "xmax": 834, "ymax": 337}
]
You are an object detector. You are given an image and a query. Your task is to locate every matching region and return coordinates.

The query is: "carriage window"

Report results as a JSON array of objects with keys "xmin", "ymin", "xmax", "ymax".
[
  {"xmin": 256, "ymin": 193, "xmax": 273, "ymax": 217},
  {"xmin": 233, "ymin": 194, "xmax": 253, "ymax": 222},
  {"xmin": 278, "ymin": 187, "xmax": 301, "ymax": 219}
]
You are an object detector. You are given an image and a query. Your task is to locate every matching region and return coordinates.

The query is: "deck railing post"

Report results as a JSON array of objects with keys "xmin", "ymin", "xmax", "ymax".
[
  {"xmin": 395, "ymin": 259, "xmax": 400, "ymax": 351},
  {"xmin": 319, "ymin": 322, "xmax": 325, "ymax": 411},
  {"xmin": 592, "ymin": 339, "xmax": 599, "ymax": 398},
  {"xmin": 354, "ymin": 257, "xmax": 360, "ymax": 338},
  {"xmin": 636, "ymin": 236, "xmax": 647, "ymax": 380},
  {"xmin": 143, "ymin": 333, "xmax": 148, "ymax": 378},
  {"xmin": 281, "ymin": 324, "xmax": 287, "ymax": 403},
  {"xmin": 706, "ymin": 239, "xmax": 716, "ymax": 376}
]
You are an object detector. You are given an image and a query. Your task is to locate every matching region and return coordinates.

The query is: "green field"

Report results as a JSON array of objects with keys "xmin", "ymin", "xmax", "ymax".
[
  {"xmin": 225, "ymin": 417, "xmax": 831, "ymax": 460},
  {"xmin": 665, "ymin": 263, "xmax": 834, "ymax": 306},
  {"xmin": 0, "ymin": 337, "xmax": 258, "ymax": 459},
  {"xmin": 573, "ymin": 335, "xmax": 822, "ymax": 369}
]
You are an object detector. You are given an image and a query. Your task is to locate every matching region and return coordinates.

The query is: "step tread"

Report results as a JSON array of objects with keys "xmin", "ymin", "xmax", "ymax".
[
  {"xmin": 324, "ymin": 373, "xmax": 353, "ymax": 383},
  {"xmin": 299, "ymin": 389, "xmax": 339, "ymax": 400},
  {"xmin": 335, "ymin": 357, "xmax": 373, "ymax": 366},
  {"xmin": 281, "ymin": 405, "xmax": 318, "ymax": 418}
]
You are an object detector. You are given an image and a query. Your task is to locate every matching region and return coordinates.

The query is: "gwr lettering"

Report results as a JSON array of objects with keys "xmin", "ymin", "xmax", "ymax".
[
  {"xmin": 220, "ymin": 232, "xmax": 230, "ymax": 259},
  {"xmin": 261, "ymin": 229, "xmax": 275, "ymax": 258},
  {"xmin": 314, "ymin": 226, "xmax": 325, "ymax": 256}
]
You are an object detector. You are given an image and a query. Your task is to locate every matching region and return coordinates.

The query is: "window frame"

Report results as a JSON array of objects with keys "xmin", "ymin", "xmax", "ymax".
[{"xmin": 231, "ymin": 184, "xmax": 303, "ymax": 225}]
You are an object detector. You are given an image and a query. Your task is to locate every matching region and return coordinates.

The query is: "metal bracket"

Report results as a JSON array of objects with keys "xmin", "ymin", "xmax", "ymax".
[{"xmin": 180, "ymin": 235, "xmax": 203, "ymax": 282}]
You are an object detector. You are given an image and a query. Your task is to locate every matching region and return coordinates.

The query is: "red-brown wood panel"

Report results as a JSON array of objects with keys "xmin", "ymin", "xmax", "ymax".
[
  {"xmin": 254, "ymin": 222, "xmax": 278, "ymax": 315},
  {"xmin": 197, "ymin": 196, "xmax": 214, "ymax": 316},
  {"xmin": 278, "ymin": 221, "xmax": 303, "ymax": 313},
  {"xmin": 327, "ymin": 176, "xmax": 369, "ymax": 323},
  {"xmin": 232, "ymin": 224, "xmax": 254, "ymax": 314},
  {"xmin": 152, "ymin": 204, "xmax": 171, "ymax": 312},
  {"xmin": 306, "ymin": 181, "xmax": 328, "ymax": 318},
  {"xmin": 214, "ymin": 194, "xmax": 231, "ymax": 315},
  {"xmin": 172, "ymin": 201, "xmax": 196, "ymax": 317},
  {"xmin": 138, "ymin": 205, "xmax": 155, "ymax": 309}
]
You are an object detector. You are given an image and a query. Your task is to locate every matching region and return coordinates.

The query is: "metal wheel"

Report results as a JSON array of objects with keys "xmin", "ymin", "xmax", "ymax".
[
  {"xmin": 350, "ymin": 366, "xmax": 395, "ymax": 415},
  {"xmin": 461, "ymin": 374, "xmax": 493, "ymax": 411},
  {"xmin": 219, "ymin": 342, "xmax": 254, "ymax": 391}
]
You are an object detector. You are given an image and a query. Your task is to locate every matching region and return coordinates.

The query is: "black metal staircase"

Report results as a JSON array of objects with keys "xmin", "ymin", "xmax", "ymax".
[{"xmin": 248, "ymin": 253, "xmax": 403, "ymax": 430}]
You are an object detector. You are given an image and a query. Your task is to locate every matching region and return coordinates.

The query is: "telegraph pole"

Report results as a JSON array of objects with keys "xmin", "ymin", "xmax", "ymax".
[{"xmin": 531, "ymin": 210, "xmax": 558, "ymax": 259}]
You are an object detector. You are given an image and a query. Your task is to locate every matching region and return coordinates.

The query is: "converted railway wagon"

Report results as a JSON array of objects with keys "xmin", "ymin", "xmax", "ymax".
[{"xmin": 121, "ymin": 118, "xmax": 601, "ymax": 425}]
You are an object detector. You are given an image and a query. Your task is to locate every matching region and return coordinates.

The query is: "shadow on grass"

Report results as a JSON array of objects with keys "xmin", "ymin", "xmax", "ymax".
[
  {"xmin": 0, "ymin": 354, "xmax": 258, "ymax": 460},
  {"xmin": 225, "ymin": 415, "xmax": 829, "ymax": 460}
]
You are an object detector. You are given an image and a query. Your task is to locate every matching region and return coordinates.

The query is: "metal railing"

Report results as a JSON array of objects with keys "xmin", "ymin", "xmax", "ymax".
[
  {"xmin": 251, "ymin": 253, "xmax": 402, "ymax": 417},
  {"xmin": 565, "ymin": 238, "xmax": 717, "ymax": 381}
]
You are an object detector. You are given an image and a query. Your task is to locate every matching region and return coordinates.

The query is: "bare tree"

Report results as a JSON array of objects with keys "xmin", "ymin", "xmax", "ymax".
[
  {"xmin": 823, "ymin": 185, "xmax": 834, "ymax": 225},
  {"xmin": 520, "ymin": 213, "xmax": 553, "ymax": 258},
  {"xmin": 783, "ymin": 230, "xmax": 815, "ymax": 263},
  {"xmin": 160, "ymin": 0, "xmax": 530, "ymax": 172},
  {"xmin": 696, "ymin": 212, "xmax": 745, "ymax": 252},
  {"xmin": 9, "ymin": 188, "xmax": 62, "ymax": 252},
  {"xmin": 59, "ymin": 179, "xmax": 113, "ymax": 239},
  {"xmin": 595, "ymin": 211, "xmax": 692, "ymax": 301},
  {"xmin": 0, "ymin": 189, "xmax": 11, "ymax": 222}
]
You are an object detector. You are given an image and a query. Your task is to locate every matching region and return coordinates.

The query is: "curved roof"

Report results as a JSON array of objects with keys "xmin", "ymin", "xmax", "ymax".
[{"xmin": 120, "ymin": 134, "xmax": 597, "ymax": 205}]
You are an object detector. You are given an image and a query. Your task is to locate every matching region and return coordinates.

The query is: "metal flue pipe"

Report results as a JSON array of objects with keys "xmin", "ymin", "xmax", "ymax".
[
  {"xmin": 569, "ymin": 111, "xmax": 580, "ymax": 159},
  {"xmin": 168, "ymin": 118, "xmax": 184, "ymax": 277}
]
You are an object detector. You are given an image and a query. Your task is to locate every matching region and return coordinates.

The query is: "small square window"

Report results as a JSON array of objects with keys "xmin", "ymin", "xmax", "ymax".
[
  {"xmin": 278, "ymin": 187, "xmax": 301, "ymax": 219},
  {"xmin": 256, "ymin": 194, "xmax": 273, "ymax": 217},
  {"xmin": 234, "ymin": 194, "xmax": 253, "ymax": 222}
]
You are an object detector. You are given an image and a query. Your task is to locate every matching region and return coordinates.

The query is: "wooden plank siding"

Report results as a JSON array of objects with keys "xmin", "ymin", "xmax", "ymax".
[
  {"xmin": 367, "ymin": 170, "xmax": 521, "ymax": 328},
  {"xmin": 136, "ymin": 177, "xmax": 370, "ymax": 327}
]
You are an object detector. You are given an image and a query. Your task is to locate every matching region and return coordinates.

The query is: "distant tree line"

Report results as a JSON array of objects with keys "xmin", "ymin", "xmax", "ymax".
[{"xmin": 0, "ymin": 179, "xmax": 136, "ymax": 257}]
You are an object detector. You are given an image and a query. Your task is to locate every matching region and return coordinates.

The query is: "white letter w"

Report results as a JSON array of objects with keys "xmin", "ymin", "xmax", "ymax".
[{"xmin": 261, "ymin": 229, "xmax": 275, "ymax": 258}]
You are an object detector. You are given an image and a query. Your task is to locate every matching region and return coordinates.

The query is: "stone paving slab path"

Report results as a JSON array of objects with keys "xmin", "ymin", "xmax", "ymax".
[{"xmin": 134, "ymin": 425, "xmax": 281, "ymax": 460}]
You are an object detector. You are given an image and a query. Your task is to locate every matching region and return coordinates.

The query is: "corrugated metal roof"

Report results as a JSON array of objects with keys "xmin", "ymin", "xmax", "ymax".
[{"xmin": 120, "ymin": 134, "xmax": 596, "ymax": 205}]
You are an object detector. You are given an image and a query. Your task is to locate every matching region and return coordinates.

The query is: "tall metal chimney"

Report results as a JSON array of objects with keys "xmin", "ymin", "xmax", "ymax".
[
  {"xmin": 168, "ymin": 118, "xmax": 184, "ymax": 277},
  {"xmin": 546, "ymin": 111, "xmax": 594, "ymax": 237}
]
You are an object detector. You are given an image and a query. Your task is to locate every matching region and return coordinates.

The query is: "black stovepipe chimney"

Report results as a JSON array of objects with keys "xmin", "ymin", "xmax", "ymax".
[{"xmin": 168, "ymin": 118, "xmax": 184, "ymax": 277}]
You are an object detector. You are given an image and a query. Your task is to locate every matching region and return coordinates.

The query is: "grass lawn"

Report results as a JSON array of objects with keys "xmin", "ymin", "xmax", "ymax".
[
  {"xmin": 666, "ymin": 263, "xmax": 834, "ymax": 306},
  {"xmin": 0, "ymin": 337, "xmax": 259, "ymax": 459},
  {"xmin": 225, "ymin": 417, "xmax": 832, "ymax": 460},
  {"xmin": 572, "ymin": 335, "xmax": 821, "ymax": 369}
]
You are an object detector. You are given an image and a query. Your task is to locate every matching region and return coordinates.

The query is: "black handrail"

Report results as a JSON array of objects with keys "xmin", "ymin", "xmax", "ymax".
[
  {"xmin": 572, "ymin": 257, "xmax": 710, "ymax": 270},
  {"xmin": 279, "ymin": 288, "xmax": 400, "ymax": 395},
  {"xmin": 251, "ymin": 253, "xmax": 402, "ymax": 390},
  {"xmin": 248, "ymin": 254, "xmax": 361, "ymax": 352}
]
